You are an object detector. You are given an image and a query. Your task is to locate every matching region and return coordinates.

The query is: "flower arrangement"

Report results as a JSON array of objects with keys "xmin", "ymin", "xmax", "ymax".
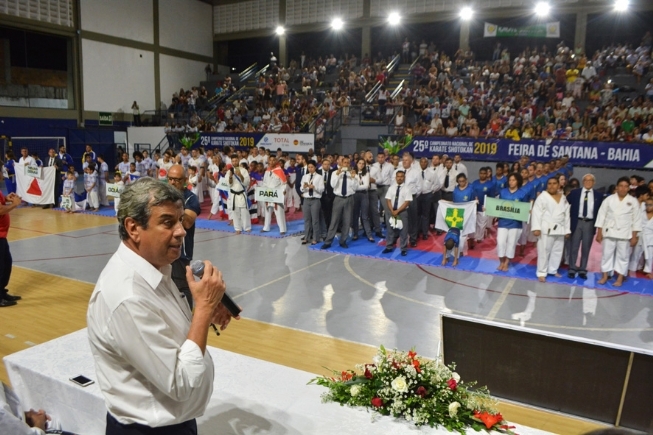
[
  {"xmin": 309, "ymin": 346, "xmax": 516, "ymax": 434},
  {"xmin": 179, "ymin": 133, "xmax": 200, "ymax": 149},
  {"xmin": 379, "ymin": 134, "xmax": 413, "ymax": 155}
]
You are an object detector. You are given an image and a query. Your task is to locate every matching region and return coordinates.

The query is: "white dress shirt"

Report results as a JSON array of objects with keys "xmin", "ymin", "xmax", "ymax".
[
  {"xmin": 331, "ymin": 168, "xmax": 356, "ymax": 197},
  {"xmin": 385, "ymin": 182, "xmax": 413, "ymax": 210},
  {"xmin": 354, "ymin": 172, "xmax": 370, "ymax": 191},
  {"xmin": 440, "ymin": 167, "xmax": 459, "ymax": 193},
  {"xmin": 300, "ymin": 172, "xmax": 324, "ymax": 198},
  {"xmin": 579, "ymin": 188, "xmax": 594, "ymax": 219},
  {"xmin": 87, "ymin": 243, "xmax": 214, "ymax": 427},
  {"xmin": 403, "ymin": 165, "xmax": 422, "ymax": 196},
  {"xmin": 453, "ymin": 162, "xmax": 468, "ymax": 177},
  {"xmin": 418, "ymin": 167, "xmax": 440, "ymax": 194},
  {"xmin": 371, "ymin": 162, "xmax": 393, "ymax": 187}
]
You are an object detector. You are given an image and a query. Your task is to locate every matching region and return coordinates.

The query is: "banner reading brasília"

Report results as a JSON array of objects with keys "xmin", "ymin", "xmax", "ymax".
[
  {"xmin": 192, "ymin": 133, "xmax": 315, "ymax": 152},
  {"xmin": 378, "ymin": 135, "xmax": 653, "ymax": 170}
]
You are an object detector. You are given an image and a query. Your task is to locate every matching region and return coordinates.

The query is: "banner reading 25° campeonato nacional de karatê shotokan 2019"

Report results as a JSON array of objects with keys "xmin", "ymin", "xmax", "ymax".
[
  {"xmin": 194, "ymin": 133, "xmax": 315, "ymax": 153},
  {"xmin": 378, "ymin": 135, "xmax": 653, "ymax": 170}
]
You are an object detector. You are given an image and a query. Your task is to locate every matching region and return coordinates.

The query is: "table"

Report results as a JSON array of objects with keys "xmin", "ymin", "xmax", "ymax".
[{"xmin": 4, "ymin": 329, "xmax": 552, "ymax": 434}]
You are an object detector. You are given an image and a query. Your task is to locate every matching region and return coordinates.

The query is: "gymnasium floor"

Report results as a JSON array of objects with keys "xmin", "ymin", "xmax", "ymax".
[{"xmin": 2, "ymin": 205, "xmax": 651, "ymax": 434}]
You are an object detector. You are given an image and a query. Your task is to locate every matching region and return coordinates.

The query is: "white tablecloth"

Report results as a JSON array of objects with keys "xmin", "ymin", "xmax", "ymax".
[{"xmin": 4, "ymin": 329, "xmax": 551, "ymax": 435}]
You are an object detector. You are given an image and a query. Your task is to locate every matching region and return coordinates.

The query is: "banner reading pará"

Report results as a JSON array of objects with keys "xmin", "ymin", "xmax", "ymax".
[{"xmin": 484, "ymin": 21, "xmax": 560, "ymax": 38}]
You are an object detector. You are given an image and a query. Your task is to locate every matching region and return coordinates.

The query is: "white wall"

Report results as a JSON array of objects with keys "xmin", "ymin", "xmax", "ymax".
[
  {"xmin": 159, "ymin": 54, "xmax": 206, "ymax": 105},
  {"xmin": 80, "ymin": 0, "xmax": 154, "ymax": 43},
  {"xmin": 159, "ymin": 0, "xmax": 212, "ymax": 57},
  {"xmin": 82, "ymin": 39, "xmax": 155, "ymax": 113},
  {"xmin": 127, "ymin": 126, "xmax": 165, "ymax": 154}
]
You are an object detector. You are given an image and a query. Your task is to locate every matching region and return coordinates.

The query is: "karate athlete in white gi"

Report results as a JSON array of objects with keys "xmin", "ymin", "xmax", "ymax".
[
  {"xmin": 595, "ymin": 177, "xmax": 642, "ymax": 287},
  {"xmin": 261, "ymin": 156, "xmax": 287, "ymax": 234},
  {"xmin": 227, "ymin": 164, "xmax": 251, "ymax": 234},
  {"xmin": 531, "ymin": 177, "xmax": 571, "ymax": 282},
  {"xmin": 642, "ymin": 198, "xmax": 653, "ymax": 278}
]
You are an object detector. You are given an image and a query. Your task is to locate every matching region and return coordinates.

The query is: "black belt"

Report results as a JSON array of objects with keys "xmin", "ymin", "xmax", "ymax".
[
  {"xmin": 230, "ymin": 190, "xmax": 245, "ymax": 196},
  {"xmin": 578, "ymin": 217, "xmax": 593, "ymax": 222},
  {"xmin": 376, "ymin": 184, "xmax": 387, "ymax": 187}
]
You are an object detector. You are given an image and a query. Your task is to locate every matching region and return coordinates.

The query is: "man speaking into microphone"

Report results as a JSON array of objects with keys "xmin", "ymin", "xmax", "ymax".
[{"xmin": 87, "ymin": 177, "xmax": 239, "ymax": 435}]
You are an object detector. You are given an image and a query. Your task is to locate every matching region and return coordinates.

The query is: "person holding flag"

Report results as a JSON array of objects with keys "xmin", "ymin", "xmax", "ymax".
[
  {"xmin": 495, "ymin": 172, "xmax": 529, "ymax": 272},
  {"xmin": 471, "ymin": 167, "xmax": 495, "ymax": 244},
  {"xmin": 453, "ymin": 173, "xmax": 474, "ymax": 252},
  {"xmin": 262, "ymin": 156, "xmax": 287, "ymax": 234}
]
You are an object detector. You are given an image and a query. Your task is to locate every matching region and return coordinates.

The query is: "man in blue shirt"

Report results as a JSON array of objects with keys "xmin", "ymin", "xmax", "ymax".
[
  {"xmin": 167, "ymin": 164, "xmax": 201, "ymax": 310},
  {"xmin": 471, "ymin": 167, "xmax": 495, "ymax": 244},
  {"xmin": 493, "ymin": 162, "xmax": 507, "ymax": 194}
]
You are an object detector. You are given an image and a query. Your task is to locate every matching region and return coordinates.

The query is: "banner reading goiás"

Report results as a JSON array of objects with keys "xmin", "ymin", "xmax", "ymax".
[
  {"xmin": 485, "ymin": 197, "xmax": 531, "ymax": 222},
  {"xmin": 378, "ymin": 135, "xmax": 653, "ymax": 170}
]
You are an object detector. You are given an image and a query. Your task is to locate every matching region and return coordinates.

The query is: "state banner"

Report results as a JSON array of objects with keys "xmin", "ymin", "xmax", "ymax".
[
  {"xmin": 255, "ymin": 186, "xmax": 285, "ymax": 204},
  {"xmin": 435, "ymin": 200, "xmax": 477, "ymax": 236},
  {"xmin": 15, "ymin": 163, "xmax": 55, "ymax": 205},
  {"xmin": 485, "ymin": 197, "xmax": 531, "ymax": 222}
]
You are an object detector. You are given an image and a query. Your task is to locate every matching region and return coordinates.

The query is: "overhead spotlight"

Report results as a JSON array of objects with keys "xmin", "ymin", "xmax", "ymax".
[
  {"xmin": 534, "ymin": 2, "xmax": 550, "ymax": 17},
  {"xmin": 275, "ymin": 26, "xmax": 285, "ymax": 35},
  {"xmin": 331, "ymin": 17, "xmax": 344, "ymax": 30},
  {"xmin": 614, "ymin": 0, "xmax": 629, "ymax": 12},
  {"xmin": 388, "ymin": 12, "xmax": 401, "ymax": 26},
  {"xmin": 460, "ymin": 6, "xmax": 473, "ymax": 21}
]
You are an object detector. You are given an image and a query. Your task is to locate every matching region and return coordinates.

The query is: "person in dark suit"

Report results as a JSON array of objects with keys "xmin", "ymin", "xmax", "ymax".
[
  {"xmin": 567, "ymin": 173, "xmax": 604, "ymax": 279},
  {"xmin": 43, "ymin": 148, "xmax": 63, "ymax": 209},
  {"xmin": 317, "ymin": 158, "xmax": 335, "ymax": 239},
  {"xmin": 294, "ymin": 153, "xmax": 307, "ymax": 212}
]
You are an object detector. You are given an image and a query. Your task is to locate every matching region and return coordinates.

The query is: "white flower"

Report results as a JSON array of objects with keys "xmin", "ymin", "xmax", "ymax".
[
  {"xmin": 452, "ymin": 372, "xmax": 461, "ymax": 383},
  {"xmin": 448, "ymin": 401, "xmax": 461, "ymax": 417},
  {"xmin": 350, "ymin": 385, "xmax": 361, "ymax": 397},
  {"xmin": 391, "ymin": 376, "xmax": 408, "ymax": 393}
]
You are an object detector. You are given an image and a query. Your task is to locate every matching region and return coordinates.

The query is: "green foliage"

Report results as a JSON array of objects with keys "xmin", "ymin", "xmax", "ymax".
[
  {"xmin": 179, "ymin": 133, "xmax": 200, "ymax": 149},
  {"xmin": 379, "ymin": 135, "xmax": 413, "ymax": 155}
]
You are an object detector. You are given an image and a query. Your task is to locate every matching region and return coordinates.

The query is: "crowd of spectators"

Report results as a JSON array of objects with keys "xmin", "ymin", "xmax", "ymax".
[{"xmin": 373, "ymin": 33, "xmax": 653, "ymax": 143}]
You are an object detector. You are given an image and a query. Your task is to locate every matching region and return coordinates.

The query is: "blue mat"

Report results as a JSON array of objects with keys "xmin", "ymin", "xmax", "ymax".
[
  {"xmin": 309, "ymin": 237, "xmax": 651, "ymax": 296},
  {"xmin": 195, "ymin": 217, "xmax": 304, "ymax": 239}
]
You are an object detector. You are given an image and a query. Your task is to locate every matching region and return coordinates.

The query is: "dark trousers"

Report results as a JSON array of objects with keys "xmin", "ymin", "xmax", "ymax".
[
  {"xmin": 386, "ymin": 210, "xmax": 409, "ymax": 250},
  {"xmin": 106, "ymin": 413, "xmax": 197, "ymax": 435},
  {"xmin": 417, "ymin": 192, "xmax": 433, "ymax": 237},
  {"xmin": 0, "ymin": 238, "xmax": 12, "ymax": 297},
  {"xmin": 325, "ymin": 195, "xmax": 353, "ymax": 246},
  {"xmin": 320, "ymin": 195, "xmax": 334, "ymax": 231},
  {"xmin": 430, "ymin": 190, "xmax": 442, "ymax": 225},
  {"xmin": 171, "ymin": 258, "xmax": 192, "ymax": 310},
  {"xmin": 569, "ymin": 219, "xmax": 595, "ymax": 274},
  {"xmin": 367, "ymin": 189, "xmax": 381, "ymax": 233},
  {"xmin": 407, "ymin": 195, "xmax": 419, "ymax": 243}
]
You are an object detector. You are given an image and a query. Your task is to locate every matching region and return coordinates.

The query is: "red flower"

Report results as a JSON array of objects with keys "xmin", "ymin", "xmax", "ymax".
[
  {"xmin": 364, "ymin": 364, "xmax": 375, "ymax": 379},
  {"xmin": 412, "ymin": 359, "xmax": 421, "ymax": 373},
  {"xmin": 371, "ymin": 397, "xmax": 384, "ymax": 408},
  {"xmin": 447, "ymin": 379, "xmax": 457, "ymax": 390},
  {"xmin": 341, "ymin": 371, "xmax": 353, "ymax": 381},
  {"xmin": 473, "ymin": 411, "xmax": 504, "ymax": 429},
  {"xmin": 408, "ymin": 350, "xmax": 417, "ymax": 359},
  {"xmin": 416, "ymin": 386, "xmax": 427, "ymax": 398}
]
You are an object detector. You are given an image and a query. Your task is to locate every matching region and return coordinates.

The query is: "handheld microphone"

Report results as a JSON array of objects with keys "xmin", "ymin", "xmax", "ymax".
[{"xmin": 190, "ymin": 260, "xmax": 241, "ymax": 317}]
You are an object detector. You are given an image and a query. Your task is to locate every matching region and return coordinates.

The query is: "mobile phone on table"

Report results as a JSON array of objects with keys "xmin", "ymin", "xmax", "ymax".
[{"xmin": 69, "ymin": 375, "xmax": 94, "ymax": 387}]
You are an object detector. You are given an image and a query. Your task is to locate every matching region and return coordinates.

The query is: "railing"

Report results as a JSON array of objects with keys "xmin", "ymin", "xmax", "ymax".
[
  {"xmin": 364, "ymin": 54, "xmax": 401, "ymax": 103},
  {"xmin": 238, "ymin": 62, "xmax": 258, "ymax": 83}
]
